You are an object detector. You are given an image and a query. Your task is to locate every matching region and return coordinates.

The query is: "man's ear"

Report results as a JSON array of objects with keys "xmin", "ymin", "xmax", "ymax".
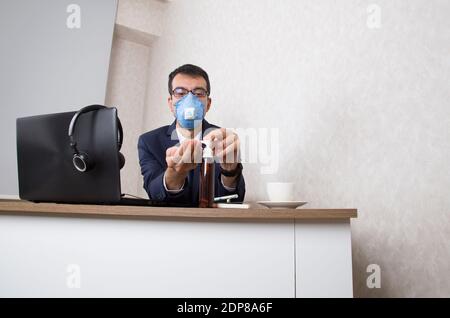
[
  {"xmin": 168, "ymin": 96, "xmax": 175, "ymax": 116},
  {"xmin": 205, "ymin": 97, "xmax": 212, "ymax": 114}
]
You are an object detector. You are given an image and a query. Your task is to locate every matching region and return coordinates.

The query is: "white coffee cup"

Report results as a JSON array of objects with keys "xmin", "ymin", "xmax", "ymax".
[{"xmin": 266, "ymin": 182, "xmax": 294, "ymax": 202}]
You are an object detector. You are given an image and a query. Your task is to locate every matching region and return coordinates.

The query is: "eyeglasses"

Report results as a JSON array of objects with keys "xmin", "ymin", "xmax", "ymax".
[{"xmin": 172, "ymin": 87, "xmax": 209, "ymax": 98}]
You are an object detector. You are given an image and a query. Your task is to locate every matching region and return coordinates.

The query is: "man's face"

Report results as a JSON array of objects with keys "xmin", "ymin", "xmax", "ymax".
[{"xmin": 168, "ymin": 73, "xmax": 211, "ymax": 119}]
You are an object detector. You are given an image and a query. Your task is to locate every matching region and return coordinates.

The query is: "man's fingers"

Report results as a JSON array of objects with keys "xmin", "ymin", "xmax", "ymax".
[
  {"xmin": 221, "ymin": 134, "xmax": 237, "ymax": 150},
  {"xmin": 166, "ymin": 146, "xmax": 178, "ymax": 167},
  {"xmin": 181, "ymin": 144, "xmax": 193, "ymax": 164},
  {"xmin": 204, "ymin": 128, "xmax": 226, "ymax": 142},
  {"xmin": 179, "ymin": 140, "xmax": 200, "ymax": 164},
  {"xmin": 214, "ymin": 134, "xmax": 238, "ymax": 160},
  {"xmin": 165, "ymin": 144, "xmax": 185, "ymax": 166},
  {"xmin": 215, "ymin": 142, "xmax": 239, "ymax": 163},
  {"xmin": 205, "ymin": 129, "xmax": 234, "ymax": 155},
  {"xmin": 166, "ymin": 146, "xmax": 178, "ymax": 157},
  {"xmin": 167, "ymin": 139, "xmax": 205, "ymax": 167},
  {"xmin": 173, "ymin": 142, "xmax": 188, "ymax": 163}
]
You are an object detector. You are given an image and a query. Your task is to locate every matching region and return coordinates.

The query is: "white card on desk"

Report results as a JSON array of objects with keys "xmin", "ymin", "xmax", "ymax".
[{"xmin": 216, "ymin": 203, "xmax": 250, "ymax": 209}]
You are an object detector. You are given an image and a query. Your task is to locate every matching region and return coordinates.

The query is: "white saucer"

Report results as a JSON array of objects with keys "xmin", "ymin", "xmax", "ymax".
[{"xmin": 257, "ymin": 201, "xmax": 308, "ymax": 209}]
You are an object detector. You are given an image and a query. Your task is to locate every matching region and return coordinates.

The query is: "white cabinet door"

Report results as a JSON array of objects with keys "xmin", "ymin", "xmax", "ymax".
[
  {"xmin": 0, "ymin": 215, "xmax": 295, "ymax": 297},
  {"xmin": 295, "ymin": 220, "xmax": 353, "ymax": 297}
]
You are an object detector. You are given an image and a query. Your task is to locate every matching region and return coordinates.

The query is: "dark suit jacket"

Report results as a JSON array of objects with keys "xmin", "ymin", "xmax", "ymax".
[{"xmin": 138, "ymin": 119, "xmax": 245, "ymax": 205}]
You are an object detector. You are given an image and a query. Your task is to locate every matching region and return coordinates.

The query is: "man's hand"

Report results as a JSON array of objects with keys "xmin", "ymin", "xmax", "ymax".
[
  {"xmin": 165, "ymin": 139, "xmax": 202, "ymax": 190},
  {"xmin": 204, "ymin": 128, "xmax": 241, "ymax": 168},
  {"xmin": 204, "ymin": 128, "xmax": 241, "ymax": 188}
]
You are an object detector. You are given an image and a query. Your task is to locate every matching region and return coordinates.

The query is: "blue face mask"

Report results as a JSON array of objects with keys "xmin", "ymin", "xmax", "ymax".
[{"xmin": 174, "ymin": 93, "xmax": 205, "ymax": 129}]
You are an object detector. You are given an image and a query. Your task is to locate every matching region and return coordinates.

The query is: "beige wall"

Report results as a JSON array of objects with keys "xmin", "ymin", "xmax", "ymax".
[
  {"xmin": 107, "ymin": 0, "xmax": 450, "ymax": 297},
  {"xmin": 106, "ymin": 36, "xmax": 151, "ymax": 196}
]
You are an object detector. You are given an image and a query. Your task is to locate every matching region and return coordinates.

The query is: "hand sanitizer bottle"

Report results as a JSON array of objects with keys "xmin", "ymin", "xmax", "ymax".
[{"xmin": 199, "ymin": 140, "xmax": 215, "ymax": 208}]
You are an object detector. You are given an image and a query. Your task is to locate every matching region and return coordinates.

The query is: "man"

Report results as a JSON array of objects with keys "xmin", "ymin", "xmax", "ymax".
[{"xmin": 138, "ymin": 64, "xmax": 245, "ymax": 205}]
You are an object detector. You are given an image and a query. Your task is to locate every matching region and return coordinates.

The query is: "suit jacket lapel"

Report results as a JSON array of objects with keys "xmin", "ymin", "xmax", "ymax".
[{"xmin": 165, "ymin": 120, "xmax": 180, "ymax": 148}]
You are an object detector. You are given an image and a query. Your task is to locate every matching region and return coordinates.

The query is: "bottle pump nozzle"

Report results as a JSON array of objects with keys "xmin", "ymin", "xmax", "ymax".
[{"xmin": 201, "ymin": 140, "xmax": 214, "ymax": 159}]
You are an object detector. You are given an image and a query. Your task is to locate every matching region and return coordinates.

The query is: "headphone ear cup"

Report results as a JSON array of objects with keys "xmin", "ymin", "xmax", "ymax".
[
  {"xmin": 118, "ymin": 152, "xmax": 125, "ymax": 169},
  {"xmin": 73, "ymin": 152, "xmax": 94, "ymax": 172}
]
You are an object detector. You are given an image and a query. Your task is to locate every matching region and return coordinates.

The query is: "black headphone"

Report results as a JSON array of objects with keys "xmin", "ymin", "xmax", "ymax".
[{"xmin": 68, "ymin": 105, "xmax": 125, "ymax": 172}]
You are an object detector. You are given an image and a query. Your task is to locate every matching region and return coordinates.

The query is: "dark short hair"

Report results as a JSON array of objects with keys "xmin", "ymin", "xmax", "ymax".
[{"xmin": 168, "ymin": 64, "xmax": 211, "ymax": 96}]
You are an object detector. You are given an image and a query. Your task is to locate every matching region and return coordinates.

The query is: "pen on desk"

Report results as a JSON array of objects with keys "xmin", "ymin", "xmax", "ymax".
[{"xmin": 213, "ymin": 194, "xmax": 239, "ymax": 203}]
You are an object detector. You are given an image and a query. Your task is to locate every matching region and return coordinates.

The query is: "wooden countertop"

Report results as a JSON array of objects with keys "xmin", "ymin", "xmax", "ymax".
[{"xmin": 0, "ymin": 199, "xmax": 357, "ymax": 220}]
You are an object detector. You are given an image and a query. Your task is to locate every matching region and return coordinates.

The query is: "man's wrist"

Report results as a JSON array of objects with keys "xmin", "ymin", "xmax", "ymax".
[
  {"xmin": 220, "ymin": 163, "xmax": 242, "ymax": 178},
  {"xmin": 221, "ymin": 174, "xmax": 237, "ymax": 190},
  {"xmin": 165, "ymin": 168, "xmax": 187, "ymax": 190},
  {"xmin": 220, "ymin": 163, "xmax": 237, "ymax": 171}
]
